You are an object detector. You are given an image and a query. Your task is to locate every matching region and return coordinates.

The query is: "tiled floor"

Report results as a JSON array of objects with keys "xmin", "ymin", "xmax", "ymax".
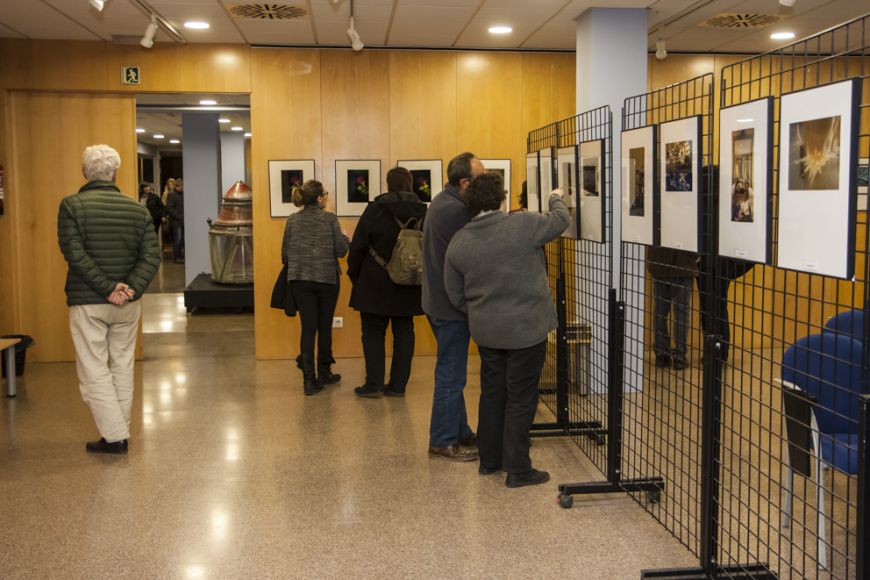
[{"xmin": 0, "ymin": 293, "xmax": 698, "ymax": 579}]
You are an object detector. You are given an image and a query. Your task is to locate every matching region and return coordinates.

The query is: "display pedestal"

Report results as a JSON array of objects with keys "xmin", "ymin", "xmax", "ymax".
[{"xmin": 184, "ymin": 273, "xmax": 253, "ymax": 313}]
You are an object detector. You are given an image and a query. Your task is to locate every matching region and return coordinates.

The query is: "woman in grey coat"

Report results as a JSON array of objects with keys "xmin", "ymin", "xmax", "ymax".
[
  {"xmin": 282, "ymin": 180, "xmax": 350, "ymax": 395},
  {"xmin": 444, "ymin": 172, "xmax": 568, "ymax": 488}
]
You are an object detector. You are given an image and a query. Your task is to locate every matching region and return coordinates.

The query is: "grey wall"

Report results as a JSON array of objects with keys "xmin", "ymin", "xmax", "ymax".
[
  {"xmin": 182, "ymin": 113, "xmax": 221, "ymax": 285},
  {"xmin": 220, "ymin": 132, "xmax": 246, "ymax": 193}
]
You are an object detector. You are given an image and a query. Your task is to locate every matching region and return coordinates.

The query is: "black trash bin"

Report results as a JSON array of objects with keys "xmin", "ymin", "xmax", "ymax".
[{"xmin": 1, "ymin": 335, "xmax": 35, "ymax": 378}]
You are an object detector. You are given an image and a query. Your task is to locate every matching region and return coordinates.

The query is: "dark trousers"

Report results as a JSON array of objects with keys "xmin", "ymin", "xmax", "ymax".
[
  {"xmin": 171, "ymin": 221, "xmax": 184, "ymax": 260},
  {"xmin": 477, "ymin": 341, "xmax": 547, "ymax": 474},
  {"xmin": 360, "ymin": 312, "xmax": 415, "ymax": 392},
  {"xmin": 291, "ymin": 280, "xmax": 339, "ymax": 366},
  {"xmin": 653, "ymin": 277, "xmax": 692, "ymax": 359},
  {"xmin": 697, "ymin": 274, "xmax": 732, "ymax": 361}
]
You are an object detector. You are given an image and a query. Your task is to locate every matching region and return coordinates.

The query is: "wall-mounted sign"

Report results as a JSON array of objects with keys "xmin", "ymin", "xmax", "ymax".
[{"xmin": 121, "ymin": 66, "xmax": 140, "ymax": 85}]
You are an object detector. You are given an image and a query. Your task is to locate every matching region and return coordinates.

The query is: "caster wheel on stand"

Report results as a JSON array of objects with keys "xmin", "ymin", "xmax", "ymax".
[
  {"xmin": 648, "ymin": 489, "xmax": 661, "ymax": 505},
  {"xmin": 558, "ymin": 493, "xmax": 574, "ymax": 509}
]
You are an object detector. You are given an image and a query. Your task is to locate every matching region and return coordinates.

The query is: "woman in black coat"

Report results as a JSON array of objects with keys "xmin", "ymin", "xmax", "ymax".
[{"xmin": 347, "ymin": 167, "xmax": 427, "ymax": 398}]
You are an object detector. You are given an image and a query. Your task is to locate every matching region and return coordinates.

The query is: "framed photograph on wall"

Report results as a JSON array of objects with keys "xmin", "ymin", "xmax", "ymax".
[
  {"xmin": 579, "ymin": 139, "xmax": 605, "ymax": 243},
  {"xmin": 397, "ymin": 159, "xmax": 442, "ymax": 203},
  {"xmin": 525, "ymin": 152, "xmax": 540, "ymax": 213},
  {"xmin": 556, "ymin": 146, "xmax": 578, "ymax": 238},
  {"xmin": 481, "ymin": 159, "xmax": 512, "ymax": 212},
  {"xmin": 621, "ymin": 126, "xmax": 656, "ymax": 245},
  {"xmin": 777, "ymin": 78, "xmax": 861, "ymax": 279},
  {"xmin": 858, "ymin": 157, "xmax": 868, "ymax": 211},
  {"xmin": 659, "ymin": 116, "xmax": 701, "ymax": 252},
  {"xmin": 539, "ymin": 148, "xmax": 554, "ymax": 213},
  {"xmin": 269, "ymin": 159, "xmax": 315, "ymax": 218},
  {"xmin": 718, "ymin": 98, "xmax": 772, "ymax": 264},
  {"xmin": 335, "ymin": 160, "xmax": 380, "ymax": 217}
]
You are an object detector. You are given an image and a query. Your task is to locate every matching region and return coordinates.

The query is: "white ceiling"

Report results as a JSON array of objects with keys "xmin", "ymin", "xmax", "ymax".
[{"xmin": 0, "ymin": 0, "xmax": 866, "ymax": 53}]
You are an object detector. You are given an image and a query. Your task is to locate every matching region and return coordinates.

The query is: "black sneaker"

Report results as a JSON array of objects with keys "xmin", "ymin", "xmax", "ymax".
[
  {"xmin": 85, "ymin": 437, "xmax": 128, "ymax": 454},
  {"xmin": 317, "ymin": 364, "xmax": 341, "ymax": 386},
  {"xmin": 505, "ymin": 469, "xmax": 550, "ymax": 488},
  {"xmin": 459, "ymin": 433, "xmax": 478, "ymax": 449},
  {"xmin": 382, "ymin": 386, "xmax": 405, "ymax": 397},
  {"xmin": 354, "ymin": 384, "xmax": 383, "ymax": 398},
  {"xmin": 655, "ymin": 354, "xmax": 672, "ymax": 367},
  {"xmin": 672, "ymin": 358, "xmax": 690, "ymax": 370},
  {"xmin": 479, "ymin": 464, "xmax": 502, "ymax": 475}
]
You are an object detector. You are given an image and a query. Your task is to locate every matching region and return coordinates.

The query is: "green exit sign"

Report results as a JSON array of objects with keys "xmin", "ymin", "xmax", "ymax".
[{"xmin": 121, "ymin": 66, "xmax": 140, "ymax": 85}]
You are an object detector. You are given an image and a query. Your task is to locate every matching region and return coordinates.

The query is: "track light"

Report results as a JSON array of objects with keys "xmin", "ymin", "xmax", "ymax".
[
  {"xmin": 89, "ymin": 0, "xmax": 106, "ymax": 11},
  {"xmin": 140, "ymin": 17, "xmax": 158, "ymax": 48},
  {"xmin": 347, "ymin": 17, "xmax": 364, "ymax": 52},
  {"xmin": 655, "ymin": 37, "xmax": 667, "ymax": 60}
]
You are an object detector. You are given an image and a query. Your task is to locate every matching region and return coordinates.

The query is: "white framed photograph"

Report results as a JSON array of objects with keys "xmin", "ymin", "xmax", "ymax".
[
  {"xmin": 718, "ymin": 98, "xmax": 772, "ymax": 264},
  {"xmin": 397, "ymin": 159, "xmax": 442, "ymax": 203},
  {"xmin": 525, "ymin": 152, "xmax": 540, "ymax": 213},
  {"xmin": 579, "ymin": 139, "xmax": 605, "ymax": 243},
  {"xmin": 481, "ymin": 159, "xmax": 512, "ymax": 212},
  {"xmin": 556, "ymin": 146, "xmax": 578, "ymax": 238},
  {"xmin": 777, "ymin": 78, "xmax": 861, "ymax": 279},
  {"xmin": 621, "ymin": 126, "xmax": 656, "ymax": 245},
  {"xmin": 539, "ymin": 148, "xmax": 554, "ymax": 213},
  {"xmin": 659, "ymin": 116, "xmax": 701, "ymax": 252},
  {"xmin": 269, "ymin": 159, "xmax": 315, "ymax": 218},
  {"xmin": 858, "ymin": 157, "xmax": 868, "ymax": 211},
  {"xmin": 335, "ymin": 160, "xmax": 380, "ymax": 217}
]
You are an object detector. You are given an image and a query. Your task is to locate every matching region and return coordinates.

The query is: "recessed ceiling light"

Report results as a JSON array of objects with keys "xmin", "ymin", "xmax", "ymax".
[
  {"xmin": 736, "ymin": 118, "xmax": 755, "ymax": 123},
  {"xmin": 488, "ymin": 25, "xmax": 512, "ymax": 35},
  {"xmin": 184, "ymin": 21, "xmax": 210, "ymax": 30},
  {"xmin": 169, "ymin": 139, "xmax": 180, "ymax": 144},
  {"xmin": 153, "ymin": 134, "xmax": 165, "ymax": 139},
  {"xmin": 244, "ymin": 132, "xmax": 252, "ymax": 138},
  {"xmin": 218, "ymin": 118, "xmax": 231, "ymax": 124},
  {"xmin": 231, "ymin": 126, "xmax": 243, "ymax": 131},
  {"xmin": 135, "ymin": 128, "xmax": 146, "ymax": 133},
  {"xmin": 199, "ymin": 99, "xmax": 217, "ymax": 106},
  {"xmin": 770, "ymin": 31, "xmax": 795, "ymax": 40}
]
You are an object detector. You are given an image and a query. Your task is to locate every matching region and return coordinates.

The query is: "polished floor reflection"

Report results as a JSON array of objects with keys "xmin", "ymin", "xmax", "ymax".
[{"xmin": 0, "ymin": 293, "xmax": 696, "ymax": 579}]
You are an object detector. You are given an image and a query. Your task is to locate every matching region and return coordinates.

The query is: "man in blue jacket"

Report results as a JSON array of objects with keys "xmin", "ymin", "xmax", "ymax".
[
  {"xmin": 58, "ymin": 145, "xmax": 161, "ymax": 454},
  {"xmin": 422, "ymin": 152, "xmax": 485, "ymax": 461}
]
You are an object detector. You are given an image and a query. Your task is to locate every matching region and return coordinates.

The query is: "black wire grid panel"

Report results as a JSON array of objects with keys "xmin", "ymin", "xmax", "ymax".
[
  {"xmin": 711, "ymin": 15, "xmax": 870, "ymax": 579},
  {"xmin": 527, "ymin": 106, "xmax": 613, "ymax": 475},
  {"xmin": 620, "ymin": 73, "xmax": 715, "ymax": 560}
]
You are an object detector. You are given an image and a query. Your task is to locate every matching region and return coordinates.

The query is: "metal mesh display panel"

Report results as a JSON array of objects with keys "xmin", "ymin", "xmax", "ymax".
[{"xmin": 712, "ymin": 16, "xmax": 870, "ymax": 579}]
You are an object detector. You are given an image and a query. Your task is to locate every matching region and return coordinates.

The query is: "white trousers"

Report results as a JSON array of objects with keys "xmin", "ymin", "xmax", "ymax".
[{"xmin": 69, "ymin": 302, "xmax": 141, "ymax": 443}]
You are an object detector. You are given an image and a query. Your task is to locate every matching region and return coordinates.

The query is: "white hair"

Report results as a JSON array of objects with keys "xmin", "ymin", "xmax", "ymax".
[{"xmin": 82, "ymin": 144, "xmax": 121, "ymax": 182}]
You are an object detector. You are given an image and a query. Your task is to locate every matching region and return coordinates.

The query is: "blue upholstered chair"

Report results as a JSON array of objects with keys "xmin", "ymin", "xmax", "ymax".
[
  {"xmin": 780, "ymin": 332, "xmax": 864, "ymax": 570},
  {"xmin": 824, "ymin": 308, "xmax": 864, "ymax": 342}
]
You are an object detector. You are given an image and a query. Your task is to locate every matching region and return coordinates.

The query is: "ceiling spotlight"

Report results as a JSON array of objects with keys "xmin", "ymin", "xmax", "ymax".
[
  {"xmin": 244, "ymin": 132, "xmax": 252, "ymax": 138},
  {"xmin": 778, "ymin": 0, "xmax": 796, "ymax": 7},
  {"xmin": 655, "ymin": 37, "xmax": 667, "ymax": 60},
  {"xmin": 199, "ymin": 99, "xmax": 217, "ymax": 106},
  {"xmin": 736, "ymin": 118, "xmax": 755, "ymax": 124},
  {"xmin": 184, "ymin": 21, "xmax": 210, "ymax": 30},
  {"xmin": 770, "ymin": 31, "xmax": 796, "ymax": 40},
  {"xmin": 346, "ymin": 17, "xmax": 364, "ymax": 52},
  {"xmin": 135, "ymin": 128, "xmax": 146, "ymax": 133},
  {"xmin": 230, "ymin": 126, "xmax": 243, "ymax": 132},
  {"xmin": 488, "ymin": 26, "xmax": 512, "ymax": 35},
  {"xmin": 218, "ymin": 118, "xmax": 230, "ymax": 124},
  {"xmin": 153, "ymin": 134, "xmax": 165, "ymax": 139},
  {"xmin": 169, "ymin": 139, "xmax": 180, "ymax": 144},
  {"xmin": 140, "ymin": 17, "xmax": 158, "ymax": 49}
]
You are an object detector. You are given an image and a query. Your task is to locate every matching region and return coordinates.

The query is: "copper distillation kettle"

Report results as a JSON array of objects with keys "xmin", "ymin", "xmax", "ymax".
[{"xmin": 207, "ymin": 180, "xmax": 253, "ymax": 284}]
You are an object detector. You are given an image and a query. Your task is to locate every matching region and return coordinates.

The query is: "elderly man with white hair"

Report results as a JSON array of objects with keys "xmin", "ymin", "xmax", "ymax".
[{"xmin": 57, "ymin": 144, "xmax": 161, "ymax": 454}]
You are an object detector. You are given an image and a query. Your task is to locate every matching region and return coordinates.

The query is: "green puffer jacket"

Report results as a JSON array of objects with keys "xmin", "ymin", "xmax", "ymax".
[{"xmin": 57, "ymin": 181, "xmax": 161, "ymax": 306}]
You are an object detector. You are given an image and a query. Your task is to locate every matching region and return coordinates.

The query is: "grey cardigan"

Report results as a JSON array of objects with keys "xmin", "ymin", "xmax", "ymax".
[
  {"xmin": 444, "ymin": 196, "xmax": 569, "ymax": 349},
  {"xmin": 282, "ymin": 205, "xmax": 349, "ymax": 284}
]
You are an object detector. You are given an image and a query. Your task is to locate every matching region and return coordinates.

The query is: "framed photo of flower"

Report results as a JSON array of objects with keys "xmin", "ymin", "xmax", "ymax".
[
  {"xmin": 336, "ymin": 160, "xmax": 380, "ymax": 217},
  {"xmin": 480, "ymin": 159, "xmax": 512, "ymax": 212},
  {"xmin": 397, "ymin": 160, "xmax": 443, "ymax": 203},
  {"xmin": 777, "ymin": 78, "xmax": 861, "ymax": 279},
  {"xmin": 269, "ymin": 159, "xmax": 315, "ymax": 218}
]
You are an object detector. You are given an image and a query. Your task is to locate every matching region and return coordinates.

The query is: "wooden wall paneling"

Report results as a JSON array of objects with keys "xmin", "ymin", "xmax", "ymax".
[
  {"xmin": 250, "ymin": 48, "xmax": 323, "ymax": 360},
  {"xmin": 0, "ymin": 89, "xmax": 16, "ymax": 336},
  {"xmin": 8, "ymin": 92, "xmax": 137, "ymax": 362},
  {"xmin": 0, "ymin": 40, "xmax": 109, "ymax": 92},
  {"xmin": 105, "ymin": 44, "xmax": 252, "ymax": 94}
]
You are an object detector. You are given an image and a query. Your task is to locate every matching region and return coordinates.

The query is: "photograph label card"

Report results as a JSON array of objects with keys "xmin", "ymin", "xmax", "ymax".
[{"xmin": 659, "ymin": 116, "xmax": 701, "ymax": 252}]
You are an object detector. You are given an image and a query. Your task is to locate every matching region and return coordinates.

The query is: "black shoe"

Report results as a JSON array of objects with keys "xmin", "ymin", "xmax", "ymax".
[
  {"xmin": 479, "ymin": 464, "xmax": 502, "ymax": 475},
  {"xmin": 459, "ymin": 433, "xmax": 478, "ymax": 448},
  {"xmin": 672, "ymin": 358, "xmax": 690, "ymax": 370},
  {"xmin": 317, "ymin": 364, "xmax": 341, "ymax": 386},
  {"xmin": 296, "ymin": 354, "xmax": 303, "ymax": 370},
  {"xmin": 655, "ymin": 354, "xmax": 672, "ymax": 367},
  {"xmin": 301, "ymin": 356, "xmax": 321, "ymax": 395},
  {"xmin": 85, "ymin": 437, "xmax": 128, "ymax": 454},
  {"xmin": 505, "ymin": 469, "xmax": 550, "ymax": 488},
  {"xmin": 354, "ymin": 384, "xmax": 383, "ymax": 398},
  {"xmin": 382, "ymin": 386, "xmax": 405, "ymax": 397}
]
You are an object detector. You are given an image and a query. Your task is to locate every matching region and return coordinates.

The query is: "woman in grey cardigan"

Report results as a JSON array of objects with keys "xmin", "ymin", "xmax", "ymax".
[
  {"xmin": 444, "ymin": 173, "xmax": 568, "ymax": 488},
  {"xmin": 282, "ymin": 180, "xmax": 350, "ymax": 395}
]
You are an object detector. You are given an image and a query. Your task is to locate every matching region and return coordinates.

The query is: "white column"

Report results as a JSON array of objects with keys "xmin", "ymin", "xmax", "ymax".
[
  {"xmin": 182, "ymin": 113, "xmax": 222, "ymax": 285},
  {"xmin": 220, "ymin": 132, "xmax": 246, "ymax": 193}
]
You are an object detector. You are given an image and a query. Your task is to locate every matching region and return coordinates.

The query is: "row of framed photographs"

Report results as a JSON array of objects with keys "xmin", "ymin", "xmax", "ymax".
[
  {"xmin": 621, "ymin": 77, "xmax": 864, "ymax": 280},
  {"xmin": 268, "ymin": 158, "xmax": 513, "ymax": 218},
  {"xmin": 525, "ymin": 141, "xmax": 607, "ymax": 243}
]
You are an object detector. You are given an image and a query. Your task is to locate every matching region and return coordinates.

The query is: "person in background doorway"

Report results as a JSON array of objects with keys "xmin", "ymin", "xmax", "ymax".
[
  {"xmin": 647, "ymin": 246, "xmax": 697, "ymax": 370},
  {"xmin": 57, "ymin": 144, "xmax": 161, "ymax": 454},
  {"xmin": 140, "ymin": 182, "xmax": 165, "ymax": 237},
  {"xmin": 347, "ymin": 167, "xmax": 427, "ymax": 398},
  {"xmin": 166, "ymin": 178, "xmax": 185, "ymax": 263},
  {"xmin": 282, "ymin": 180, "xmax": 350, "ymax": 395},
  {"xmin": 422, "ymin": 151, "xmax": 486, "ymax": 462},
  {"xmin": 445, "ymin": 173, "xmax": 568, "ymax": 487},
  {"xmin": 162, "ymin": 177, "xmax": 176, "ymax": 205}
]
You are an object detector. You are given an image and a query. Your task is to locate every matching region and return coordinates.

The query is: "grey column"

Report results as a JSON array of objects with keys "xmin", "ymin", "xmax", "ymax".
[{"xmin": 182, "ymin": 113, "xmax": 222, "ymax": 285}]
